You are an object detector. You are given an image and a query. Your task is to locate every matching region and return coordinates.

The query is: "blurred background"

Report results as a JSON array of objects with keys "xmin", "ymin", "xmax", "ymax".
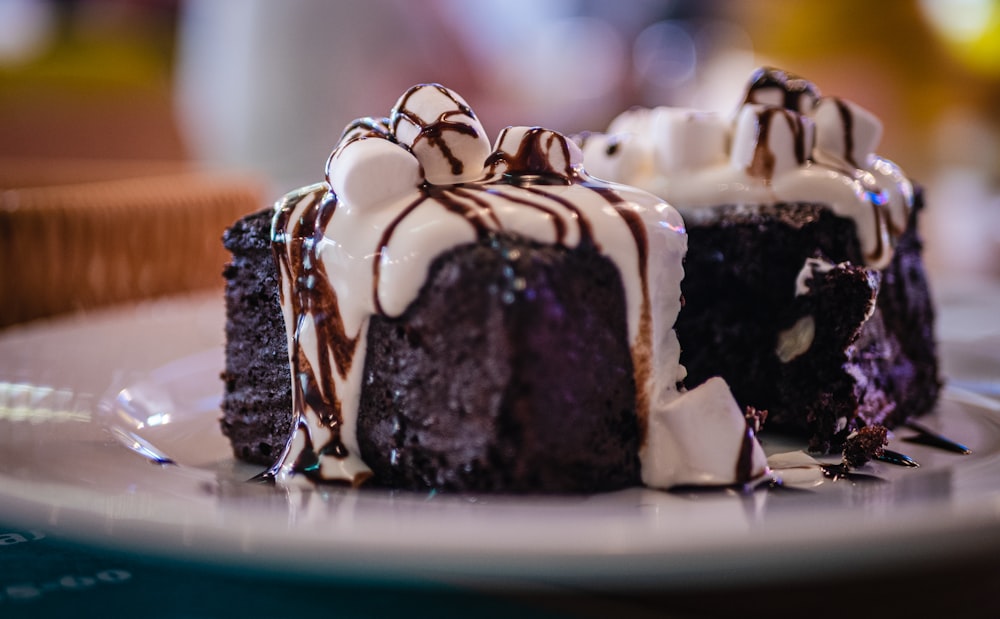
[{"xmin": 1, "ymin": 0, "xmax": 998, "ymax": 323}]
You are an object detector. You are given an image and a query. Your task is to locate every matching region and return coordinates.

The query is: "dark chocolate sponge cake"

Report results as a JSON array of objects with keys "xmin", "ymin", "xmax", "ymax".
[
  {"xmin": 220, "ymin": 208, "xmax": 294, "ymax": 464},
  {"xmin": 358, "ymin": 234, "xmax": 640, "ymax": 492}
]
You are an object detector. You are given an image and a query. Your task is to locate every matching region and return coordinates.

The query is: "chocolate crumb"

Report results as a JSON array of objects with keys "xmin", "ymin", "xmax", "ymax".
[{"xmin": 843, "ymin": 425, "xmax": 888, "ymax": 466}]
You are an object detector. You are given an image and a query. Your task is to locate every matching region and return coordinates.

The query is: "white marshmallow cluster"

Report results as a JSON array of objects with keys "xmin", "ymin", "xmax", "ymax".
[{"xmin": 579, "ymin": 69, "xmax": 915, "ymax": 269}]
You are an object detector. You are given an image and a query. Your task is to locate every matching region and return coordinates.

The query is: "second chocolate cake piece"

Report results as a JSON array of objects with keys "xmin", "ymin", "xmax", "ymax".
[
  {"xmin": 579, "ymin": 67, "xmax": 940, "ymax": 452},
  {"xmin": 678, "ymin": 201, "xmax": 936, "ymax": 452}
]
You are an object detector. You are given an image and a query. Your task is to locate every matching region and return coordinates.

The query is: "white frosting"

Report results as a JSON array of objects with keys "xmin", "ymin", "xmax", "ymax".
[
  {"xmin": 642, "ymin": 377, "xmax": 768, "ymax": 488},
  {"xmin": 579, "ymin": 68, "xmax": 915, "ymax": 270},
  {"xmin": 270, "ymin": 84, "xmax": 747, "ymax": 487}
]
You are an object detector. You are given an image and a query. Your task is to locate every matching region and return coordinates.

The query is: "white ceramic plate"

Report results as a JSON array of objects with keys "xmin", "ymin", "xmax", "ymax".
[{"xmin": 1, "ymin": 292, "xmax": 1000, "ymax": 589}]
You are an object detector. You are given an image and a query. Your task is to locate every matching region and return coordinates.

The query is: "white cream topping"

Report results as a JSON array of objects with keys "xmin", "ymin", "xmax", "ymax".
[
  {"xmin": 642, "ymin": 377, "xmax": 768, "ymax": 488},
  {"xmin": 579, "ymin": 68, "xmax": 915, "ymax": 270},
  {"xmin": 270, "ymin": 84, "xmax": 756, "ymax": 488}
]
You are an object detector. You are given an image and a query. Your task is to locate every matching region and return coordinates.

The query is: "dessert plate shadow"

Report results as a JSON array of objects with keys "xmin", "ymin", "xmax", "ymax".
[{"xmin": 1, "ymin": 294, "xmax": 1000, "ymax": 589}]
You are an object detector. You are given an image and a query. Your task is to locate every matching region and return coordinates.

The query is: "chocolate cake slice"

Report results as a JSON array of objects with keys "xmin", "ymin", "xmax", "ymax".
[
  {"xmin": 220, "ymin": 84, "xmax": 758, "ymax": 492},
  {"xmin": 222, "ymin": 209, "xmax": 644, "ymax": 492}
]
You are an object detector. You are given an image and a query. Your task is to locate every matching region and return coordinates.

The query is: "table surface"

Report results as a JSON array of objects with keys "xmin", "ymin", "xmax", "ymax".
[{"xmin": 3, "ymin": 523, "xmax": 1000, "ymax": 619}]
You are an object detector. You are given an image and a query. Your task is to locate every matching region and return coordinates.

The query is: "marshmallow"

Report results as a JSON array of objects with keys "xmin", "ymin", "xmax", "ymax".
[
  {"xmin": 651, "ymin": 108, "xmax": 728, "ymax": 174},
  {"xmin": 491, "ymin": 126, "xmax": 584, "ymax": 179},
  {"xmin": 606, "ymin": 105, "xmax": 657, "ymax": 136},
  {"xmin": 744, "ymin": 67, "xmax": 820, "ymax": 114},
  {"xmin": 794, "ymin": 255, "xmax": 838, "ymax": 297},
  {"xmin": 731, "ymin": 105, "xmax": 815, "ymax": 179},
  {"xmin": 389, "ymin": 84, "xmax": 491, "ymax": 184},
  {"xmin": 641, "ymin": 377, "xmax": 768, "ymax": 488},
  {"xmin": 776, "ymin": 315, "xmax": 816, "ymax": 363},
  {"xmin": 338, "ymin": 116, "xmax": 391, "ymax": 144},
  {"xmin": 812, "ymin": 96, "xmax": 883, "ymax": 168},
  {"xmin": 326, "ymin": 135, "xmax": 422, "ymax": 212},
  {"xmin": 577, "ymin": 132, "xmax": 647, "ymax": 185}
]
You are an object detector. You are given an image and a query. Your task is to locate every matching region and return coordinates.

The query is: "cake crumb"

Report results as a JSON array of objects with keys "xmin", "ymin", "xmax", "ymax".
[
  {"xmin": 744, "ymin": 405, "xmax": 768, "ymax": 434},
  {"xmin": 842, "ymin": 425, "xmax": 888, "ymax": 466}
]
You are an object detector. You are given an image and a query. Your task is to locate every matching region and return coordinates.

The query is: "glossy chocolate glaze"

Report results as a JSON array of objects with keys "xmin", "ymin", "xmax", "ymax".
[
  {"xmin": 819, "ymin": 463, "xmax": 886, "ymax": 483},
  {"xmin": 876, "ymin": 448, "xmax": 920, "ymax": 467}
]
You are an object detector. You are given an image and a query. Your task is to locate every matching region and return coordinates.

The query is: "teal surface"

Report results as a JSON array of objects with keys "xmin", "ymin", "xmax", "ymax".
[{"xmin": 0, "ymin": 525, "xmax": 573, "ymax": 619}]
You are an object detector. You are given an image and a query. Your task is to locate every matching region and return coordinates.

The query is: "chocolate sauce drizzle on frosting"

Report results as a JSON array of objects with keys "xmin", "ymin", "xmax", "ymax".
[
  {"xmin": 766, "ymin": 69, "xmax": 914, "ymax": 266},
  {"xmin": 746, "ymin": 107, "xmax": 809, "ymax": 180},
  {"xmin": 744, "ymin": 66, "xmax": 819, "ymax": 112},
  {"xmin": 744, "ymin": 69, "xmax": 900, "ymax": 266},
  {"xmin": 265, "ymin": 84, "xmax": 687, "ymax": 485},
  {"xmin": 392, "ymin": 84, "xmax": 480, "ymax": 177},
  {"xmin": 833, "ymin": 98, "xmax": 858, "ymax": 168},
  {"xmin": 271, "ymin": 187, "xmax": 362, "ymax": 483}
]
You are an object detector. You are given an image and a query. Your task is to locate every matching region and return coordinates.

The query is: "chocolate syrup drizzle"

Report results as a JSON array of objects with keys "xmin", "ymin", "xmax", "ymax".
[
  {"xmin": 391, "ymin": 84, "xmax": 481, "ymax": 177},
  {"xmin": 270, "ymin": 188, "xmax": 362, "ymax": 483},
  {"xmin": 819, "ymin": 463, "xmax": 886, "ymax": 484},
  {"xmin": 744, "ymin": 66, "xmax": 819, "ymax": 112},
  {"xmin": 746, "ymin": 107, "xmax": 809, "ymax": 180},
  {"xmin": 832, "ymin": 97, "xmax": 858, "ymax": 168},
  {"xmin": 272, "ymin": 119, "xmax": 658, "ymax": 483}
]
